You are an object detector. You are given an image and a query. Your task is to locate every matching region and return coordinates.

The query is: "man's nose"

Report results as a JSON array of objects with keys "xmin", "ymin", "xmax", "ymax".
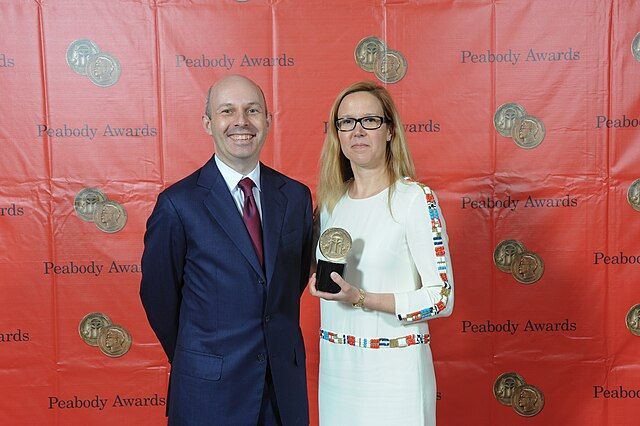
[{"xmin": 234, "ymin": 110, "xmax": 248, "ymax": 126}]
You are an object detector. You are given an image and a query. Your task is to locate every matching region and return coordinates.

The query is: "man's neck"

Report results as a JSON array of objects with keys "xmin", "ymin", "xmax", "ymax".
[{"xmin": 216, "ymin": 155, "xmax": 259, "ymax": 176}]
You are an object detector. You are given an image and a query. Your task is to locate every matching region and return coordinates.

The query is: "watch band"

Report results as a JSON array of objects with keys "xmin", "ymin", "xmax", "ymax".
[{"xmin": 352, "ymin": 288, "xmax": 366, "ymax": 308}]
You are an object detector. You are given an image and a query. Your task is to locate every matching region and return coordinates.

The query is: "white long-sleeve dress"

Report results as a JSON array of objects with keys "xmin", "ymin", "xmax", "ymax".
[{"xmin": 317, "ymin": 178, "xmax": 454, "ymax": 426}]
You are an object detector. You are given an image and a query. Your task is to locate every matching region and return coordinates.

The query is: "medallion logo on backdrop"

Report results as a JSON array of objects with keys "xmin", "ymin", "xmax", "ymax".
[
  {"xmin": 71, "ymin": 188, "xmax": 127, "ymax": 233},
  {"xmin": 460, "ymin": 48, "xmax": 580, "ymax": 64},
  {"xmin": 0, "ymin": 53, "xmax": 15, "ymax": 67},
  {"xmin": 175, "ymin": 53, "xmax": 295, "ymax": 69},
  {"xmin": 66, "ymin": 39, "xmax": 121, "ymax": 87},
  {"xmin": 353, "ymin": 36, "xmax": 408, "ymax": 84}
]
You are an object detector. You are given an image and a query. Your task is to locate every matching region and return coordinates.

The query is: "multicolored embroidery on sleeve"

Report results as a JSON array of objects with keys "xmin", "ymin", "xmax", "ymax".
[{"xmin": 398, "ymin": 179, "xmax": 452, "ymax": 323}]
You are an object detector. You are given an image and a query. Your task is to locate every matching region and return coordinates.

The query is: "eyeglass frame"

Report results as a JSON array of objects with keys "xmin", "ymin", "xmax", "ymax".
[{"xmin": 334, "ymin": 115, "xmax": 387, "ymax": 132}]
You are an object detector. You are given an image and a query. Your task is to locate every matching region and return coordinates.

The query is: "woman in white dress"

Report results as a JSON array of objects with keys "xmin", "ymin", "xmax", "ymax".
[{"xmin": 309, "ymin": 81, "xmax": 454, "ymax": 425}]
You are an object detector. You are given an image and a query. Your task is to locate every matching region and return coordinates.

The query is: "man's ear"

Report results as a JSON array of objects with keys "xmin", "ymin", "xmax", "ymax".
[
  {"xmin": 202, "ymin": 115, "xmax": 213, "ymax": 135},
  {"xmin": 266, "ymin": 112, "xmax": 272, "ymax": 129}
]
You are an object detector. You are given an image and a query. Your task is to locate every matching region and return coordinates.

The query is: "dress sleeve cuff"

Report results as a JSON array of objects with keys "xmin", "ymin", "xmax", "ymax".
[{"xmin": 394, "ymin": 291, "xmax": 412, "ymax": 321}]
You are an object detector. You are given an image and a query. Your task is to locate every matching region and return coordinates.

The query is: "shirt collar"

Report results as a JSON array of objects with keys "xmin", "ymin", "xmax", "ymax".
[{"xmin": 214, "ymin": 155, "xmax": 261, "ymax": 193}]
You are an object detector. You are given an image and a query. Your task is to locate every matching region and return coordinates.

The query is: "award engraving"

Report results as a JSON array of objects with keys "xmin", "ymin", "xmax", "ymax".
[
  {"xmin": 93, "ymin": 200, "xmax": 127, "ymax": 233},
  {"xmin": 74, "ymin": 188, "xmax": 107, "ymax": 222},
  {"xmin": 632, "ymin": 33, "xmax": 640, "ymax": 61},
  {"xmin": 355, "ymin": 36, "xmax": 386, "ymax": 73},
  {"xmin": 627, "ymin": 178, "xmax": 640, "ymax": 212},
  {"xmin": 317, "ymin": 228, "xmax": 352, "ymax": 293},
  {"xmin": 493, "ymin": 240, "xmax": 526, "ymax": 273},
  {"xmin": 97, "ymin": 324, "xmax": 132, "ymax": 357},
  {"xmin": 319, "ymin": 228, "xmax": 352, "ymax": 262},
  {"xmin": 87, "ymin": 52, "xmax": 121, "ymax": 87},
  {"xmin": 511, "ymin": 384, "xmax": 544, "ymax": 417},
  {"xmin": 493, "ymin": 372, "xmax": 526, "ymax": 406},
  {"xmin": 78, "ymin": 312, "xmax": 112, "ymax": 346},
  {"xmin": 66, "ymin": 39, "xmax": 100, "ymax": 76},
  {"xmin": 511, "ymin": 115, "xmax": 546, "ymax": 149},
  {"xmin": 511, "ymin": 252, "xmax": 544, "ymax": 284},
  {"xmin": 494, "ymin": 103, "xmax": 526, "ymax": 137},
  {"xmin": 626, "ymin": 304, "xmax": 640, "ymax": 336},
  {"xmin": 373, "ymin": 49, "xmax": 407, "ymax": 84}
]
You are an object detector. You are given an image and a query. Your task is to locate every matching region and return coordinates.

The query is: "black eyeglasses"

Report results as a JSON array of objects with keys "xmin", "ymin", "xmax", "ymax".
[{"xmin": 335, "ymin": 115, "xmax": 386, "ymax": 132}]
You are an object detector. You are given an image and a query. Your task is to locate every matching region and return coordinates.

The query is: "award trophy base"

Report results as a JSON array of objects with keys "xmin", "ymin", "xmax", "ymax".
[{"xmin": 316, "ymin": 259, "xmax": 344, "ymax": 294}]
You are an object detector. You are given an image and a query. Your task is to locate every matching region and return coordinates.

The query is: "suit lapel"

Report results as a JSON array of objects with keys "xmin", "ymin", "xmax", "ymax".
[
  {"xmin": 260, "ymin": 165, "xmax": 287, "ymax": 287},
  {"xmin": 199, "ymin": 158, "xmax": 265, "ymax": 280}
]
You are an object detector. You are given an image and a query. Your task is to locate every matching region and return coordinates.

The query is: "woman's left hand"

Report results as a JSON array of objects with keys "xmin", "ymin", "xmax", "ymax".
[{"xmin": 308, "ymin": 272, "xmax": 360, "ymax": 305}]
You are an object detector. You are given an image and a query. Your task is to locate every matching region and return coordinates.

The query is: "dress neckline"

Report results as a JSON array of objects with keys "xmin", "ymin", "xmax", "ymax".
[{"xmin": 345, "ymin": 185, "xmax": 390, "ymax": 201}]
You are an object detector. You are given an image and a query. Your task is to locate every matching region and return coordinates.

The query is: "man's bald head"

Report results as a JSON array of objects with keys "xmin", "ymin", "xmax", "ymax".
[
  {"xmin": 201, "ymin": 74, "xmax": 272, "ymax": 175},
  {"xmin": 204, "ymin": 75, "xmax": 268, "ymax": 119}
]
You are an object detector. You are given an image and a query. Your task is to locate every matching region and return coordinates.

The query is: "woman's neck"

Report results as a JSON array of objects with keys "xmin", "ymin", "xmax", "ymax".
[{"xmin": 349, "ymin": 166, "xmax": 390, "ymax": 199}]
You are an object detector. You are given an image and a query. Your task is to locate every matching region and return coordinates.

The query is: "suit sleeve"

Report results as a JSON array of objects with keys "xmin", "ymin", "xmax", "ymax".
[
  {"xmin": 140, "ymin": 191, "xmax": 186, "ymax": 362},
  {"xmin": 394, "ymin": 187, "xmax": 454, "ymax": 324},
  {"xmin": 299, "ymin": 186, "xmax": 314, "ymax": 295}
]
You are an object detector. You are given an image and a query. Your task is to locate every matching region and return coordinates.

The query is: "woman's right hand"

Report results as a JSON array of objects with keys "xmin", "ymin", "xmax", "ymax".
[{"xmin": 308, "ymin": 272, "xmax": 361, "ymax": 305}]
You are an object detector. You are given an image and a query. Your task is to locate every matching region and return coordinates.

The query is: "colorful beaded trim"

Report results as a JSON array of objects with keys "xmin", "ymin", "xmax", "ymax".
[
  {"xmin": 320, "ymin": 329, "xmax": 430, "ymax": 349},
  {"xmin": 397, "ymin": 179, "xmax": 452, "ymax": 323}
]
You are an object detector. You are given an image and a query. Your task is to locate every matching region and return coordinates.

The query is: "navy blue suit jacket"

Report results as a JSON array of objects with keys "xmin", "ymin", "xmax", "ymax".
[{"xmin": 140, "ymin": 156, "xmax": 312, "ymax": 425}]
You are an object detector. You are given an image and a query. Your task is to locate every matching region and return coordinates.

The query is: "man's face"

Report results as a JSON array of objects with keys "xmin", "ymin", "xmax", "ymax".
[
  {"xmin": 202, "ymin": 77, "xmax": 271, "ymax": 172},
  {"xmin": 519, "ymin": 120, "xmax": 536, "ymax": 141},
  {"xmin": 92, "ymin": 58, "xmax": 113, "ymax": 80},
  {"xmin": 105, "ymin": 330, "xmax": 121, "ymax": 349},
  {"xmin": 517, "ymin": 389, "xmax": 537, "ymax": 411},
  {"xmin": 518, "ymin": 255, "xmax": 537, "ymax": 277},
  {"xmin": 100, "ymin": 205, "xmax": 119, "ymax": 224},
  {"xmin": 381, "ymin": 56, "xmax": 400, "ymax": 75}
]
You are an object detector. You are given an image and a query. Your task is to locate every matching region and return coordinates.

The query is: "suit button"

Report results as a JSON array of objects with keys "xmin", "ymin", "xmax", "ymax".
[
  {"xmin": 258, "ymin": 279, "xmax": 264, "ymax": 286},
  {"xmin": 257, "ymin": 353, "xmax": 266, "ymax": 362},
  {"xmin": 264, "ymin": 315, "xmax": 271, "ymax": 322}
]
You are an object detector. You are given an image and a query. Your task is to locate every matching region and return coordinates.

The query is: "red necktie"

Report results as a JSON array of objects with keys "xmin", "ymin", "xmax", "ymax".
[{"xmin": 238, "ymin": 177, "xmax": 264, "ymax": 267}]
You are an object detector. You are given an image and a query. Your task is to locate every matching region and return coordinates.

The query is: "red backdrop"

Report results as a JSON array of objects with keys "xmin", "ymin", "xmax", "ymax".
[{"xmin": 0, "ymin": 0, "xmax": 639, "ymax": 424}]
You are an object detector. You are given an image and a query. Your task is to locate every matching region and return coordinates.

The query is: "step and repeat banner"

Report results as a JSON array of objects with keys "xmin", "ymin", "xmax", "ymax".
[{"xmin": 1, "ymin": 0, "xmax": 639, "ymax": 424}]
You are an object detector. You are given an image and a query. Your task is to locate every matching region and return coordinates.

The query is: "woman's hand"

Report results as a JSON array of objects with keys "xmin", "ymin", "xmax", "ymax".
[{"xmin": 308, "ymin": 272, "xmax": 361, "ymax": 305}]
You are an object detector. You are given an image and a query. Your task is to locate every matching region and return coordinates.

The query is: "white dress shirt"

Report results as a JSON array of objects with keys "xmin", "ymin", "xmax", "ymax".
[{"xmin": 214, "ymin": 155, "xmax": 263, "ymax": 220}]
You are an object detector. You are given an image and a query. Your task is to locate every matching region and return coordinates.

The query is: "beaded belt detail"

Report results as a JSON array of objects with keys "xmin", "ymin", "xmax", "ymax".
[{"xmin": 320, "ymin": 329, "xmax": 430, "ymax": 349}]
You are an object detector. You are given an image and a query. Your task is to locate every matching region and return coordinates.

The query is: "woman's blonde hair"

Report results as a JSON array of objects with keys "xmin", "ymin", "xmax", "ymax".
[{"xmin": 317, "ymin": 81, "xmax": 416, "ymax": 213}]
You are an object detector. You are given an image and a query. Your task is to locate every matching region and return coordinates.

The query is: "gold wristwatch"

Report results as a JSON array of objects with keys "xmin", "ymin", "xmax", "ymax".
[{"xmin": 352, "ymin": 288, "xmax": 366, "ymax": 309}]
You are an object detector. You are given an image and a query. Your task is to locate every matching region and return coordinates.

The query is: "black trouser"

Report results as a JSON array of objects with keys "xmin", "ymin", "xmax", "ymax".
[{"xmin": 257, "ymin": 364, "xmax": 282, "ymax": 426}]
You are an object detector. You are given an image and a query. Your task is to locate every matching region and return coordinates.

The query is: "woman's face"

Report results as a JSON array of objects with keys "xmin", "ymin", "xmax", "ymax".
[{"xmin": 336, "ymin": 91, "xmax": 391, "ymax": 172}]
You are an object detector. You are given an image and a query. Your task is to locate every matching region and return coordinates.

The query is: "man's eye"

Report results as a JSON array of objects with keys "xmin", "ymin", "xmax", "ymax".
[
  {"xmin": 248, "ymin": 108, "xmax": 260, "ymax": 114},
  {"xmin": 219, "ymin": 109, "xmax": 231, "ymax": 115}
]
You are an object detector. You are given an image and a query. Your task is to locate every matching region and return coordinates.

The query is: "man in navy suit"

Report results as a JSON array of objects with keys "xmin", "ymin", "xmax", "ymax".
[{"xmin": 140, "ymin": 75, "xmax": 312, "ymax": 425}]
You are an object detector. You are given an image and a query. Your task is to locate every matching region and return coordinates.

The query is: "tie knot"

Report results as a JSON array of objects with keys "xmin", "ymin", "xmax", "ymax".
[{"xmin": 238, "ymin": 177, "xmax": 256, "ymax": 196}]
